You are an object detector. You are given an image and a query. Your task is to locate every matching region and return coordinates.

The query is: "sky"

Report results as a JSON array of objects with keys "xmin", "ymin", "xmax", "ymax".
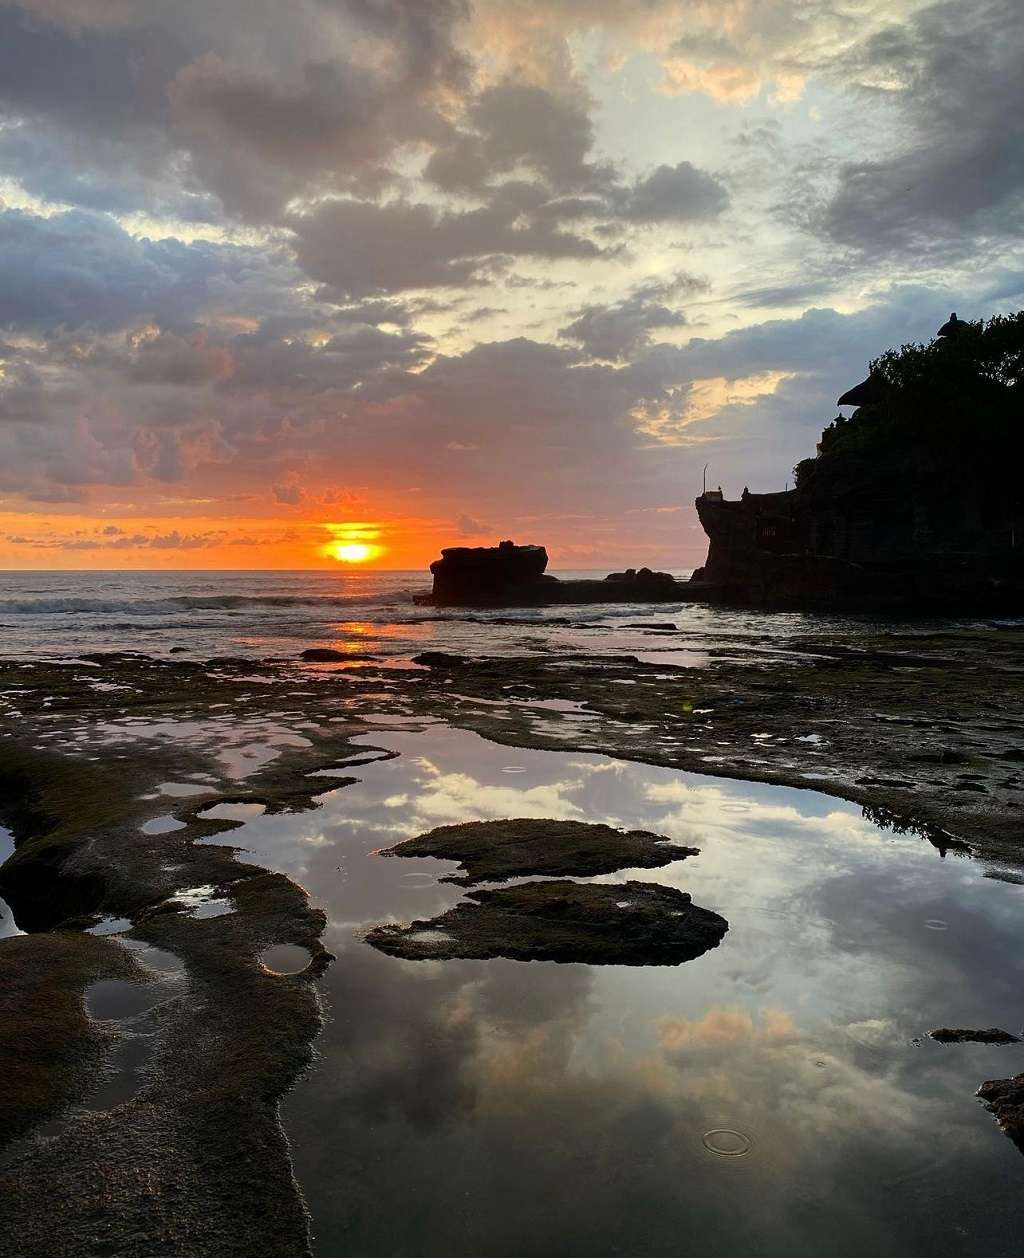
[{"xmin": 0, "ymin": 0, "xmax": 1021, "ymax": 571}]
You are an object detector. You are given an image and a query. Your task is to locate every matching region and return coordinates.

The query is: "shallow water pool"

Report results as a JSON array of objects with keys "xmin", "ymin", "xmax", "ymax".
[{"xmin": 206, "ymin": 725, "xmax": 1024, "ymax": 1258}]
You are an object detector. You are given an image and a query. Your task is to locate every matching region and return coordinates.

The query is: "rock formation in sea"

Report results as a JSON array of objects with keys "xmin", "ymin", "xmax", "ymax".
[
  {"xmin": 427, "ymin": 539, "xmax": 551, "ymax": 604},
  {"xmin": 416, "ymin": 540, "xmax": 694, "ymax": 606}
]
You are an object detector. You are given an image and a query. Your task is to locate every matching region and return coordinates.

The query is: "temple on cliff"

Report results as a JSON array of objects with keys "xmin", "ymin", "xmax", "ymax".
[{"xmin": 690, "ymin": 312, "xmax": 1024, "ymax": 611}]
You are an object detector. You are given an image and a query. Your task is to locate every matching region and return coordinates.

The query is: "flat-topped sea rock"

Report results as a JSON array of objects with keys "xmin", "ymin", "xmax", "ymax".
[
  {"xmin": 365, "ymin": 880, "xmax": 728, "ymax": 965},
  {"xmin": 377, "ymin": 818, "xmax": 698, "ymax": 885},
  {"xmin": 428, "ymin": 539, "xmax": 550, "ymax": 604}
]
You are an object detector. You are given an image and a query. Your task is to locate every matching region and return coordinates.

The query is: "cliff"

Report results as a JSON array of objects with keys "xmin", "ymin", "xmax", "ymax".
[{"xmin": 692, "ymin": 312, "xmax": 1024, "ymax": 611}]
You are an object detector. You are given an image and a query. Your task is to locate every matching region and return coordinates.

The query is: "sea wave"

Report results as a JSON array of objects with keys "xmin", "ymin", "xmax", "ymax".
[{"xmin": 0, "ymin": 591, "xmax": 420, "ymax": 615}]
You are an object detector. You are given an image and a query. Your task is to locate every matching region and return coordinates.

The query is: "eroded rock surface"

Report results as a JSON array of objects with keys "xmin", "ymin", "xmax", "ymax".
[
  {"xmin": 366, "ymin": 880, "xmax": 728, "ymax": 966},
  {"xmin": 378, "ymin": 818, "xmax": 698, "ymax": 885},
  {"xmin": 978, "ymin": 1072, "xmax": 1024, "ymax": 1153},
  {"xmin": 930, "ymin": 1027, "xmax": 1021, "ymax": 1044}
]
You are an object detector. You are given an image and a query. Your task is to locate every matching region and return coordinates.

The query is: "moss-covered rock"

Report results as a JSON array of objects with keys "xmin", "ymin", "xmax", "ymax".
[
  {"xmin": 379, "ymin": 817, "xmax": 698, "ymax": 884},
  {"xmin": 366, "ymin": 879, "xmax": 728, "ymax": 965}
]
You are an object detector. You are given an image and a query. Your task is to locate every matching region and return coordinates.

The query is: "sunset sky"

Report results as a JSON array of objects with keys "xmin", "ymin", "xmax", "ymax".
[{"xmin": 0, "ymin": 0, "xmax": 1020, "ymax": 570}]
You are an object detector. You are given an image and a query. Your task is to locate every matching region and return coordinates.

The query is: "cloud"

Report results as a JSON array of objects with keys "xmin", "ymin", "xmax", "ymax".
[
  {"xmin": 165, "ymin": 0, "xmax": 472, "ymax": 219},
  {"xmin": 8, "ymin": 527, "xmax": 224, "ymax": 549},
  {"xmin": 0, "ymin": 208, "xmax": 287, "ymax": 334},
  {"xmin": 821, "ymin": 0, "xmax": 1024, "ymax": 255},
  {"xmin": 273, "ymin": 482, "xmax": 304, "ymax": 505},
  {"xmin": 456, "ymin": 513, "xmax": 493, "ymax": 536},
  {"xmin": 0, "ymin": 0, "xmax": 1015, "ymax": 544},
  {"xmin": 0, "ymin": 0, "xmax": 472, "ymax": 223},
  {"xmin": 560, "ymin": 273, "xmax": 704, "ymax": 361},
  {"xmin": 290, "ymin": 186, "xmax": 607, "ymax": 297},
  {"xmin": 425, "ymin": 81, "xmax": 607, "ymax": 194},
  {"xmin": 617, "ymin": 161, "xmax": 730, "ymax": 223}
]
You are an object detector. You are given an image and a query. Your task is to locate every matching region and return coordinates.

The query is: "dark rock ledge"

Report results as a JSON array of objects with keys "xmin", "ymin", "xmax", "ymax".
[
  {"xmin": 978, "ymin": 1073, "xmax": 1024, "ymax": 1153},
  {"xmin": 930, "ymin": 1027, "xmax": 1021, "ymax": 1044},
  {"xmin": 366, "ymin": 880, "xmax": 728, "ymax": 966},
  {"xmin": 377, "ymin": 817, "xmax": 698, "ymax": 885}
]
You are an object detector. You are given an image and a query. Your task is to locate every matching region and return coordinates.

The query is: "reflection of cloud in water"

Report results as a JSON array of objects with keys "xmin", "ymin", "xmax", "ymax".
[
  {"xmin": 404, "ymin": 756, "xmax": 586, "ymax": 827},
  {"xmin": 259, "ymin": 727, "xmax": 1024, "ymax": 1257}
]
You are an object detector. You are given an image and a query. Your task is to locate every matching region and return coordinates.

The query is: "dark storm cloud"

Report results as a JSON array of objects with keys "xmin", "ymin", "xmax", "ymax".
[{"xmin": 822, "ymin": 0, "xmax": 1024, "ymax": 253}]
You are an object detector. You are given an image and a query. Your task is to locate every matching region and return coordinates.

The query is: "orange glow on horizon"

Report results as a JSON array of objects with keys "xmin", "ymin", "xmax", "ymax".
[
  {"xmin": 0, "ymin": 507, "xmax": 704, "ymax": 571},
  {"xmin": 320, "ymin": 521, "xmax": 386, "ymax": 565}
]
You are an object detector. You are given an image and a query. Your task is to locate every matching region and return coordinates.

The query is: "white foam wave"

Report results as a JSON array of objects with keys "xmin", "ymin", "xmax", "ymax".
[{"xmin": 0, "ymin": 591, "xmax": 419, "ymax": 616}]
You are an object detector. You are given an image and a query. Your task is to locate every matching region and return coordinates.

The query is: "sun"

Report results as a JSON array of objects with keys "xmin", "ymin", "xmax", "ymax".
[
  {"xmin": 331, "ymin": 542, "xmax": 374, "ymax": 563},
  {"xmin": 320, "ymin": 521, "xmax": 386, "ymax": 565}
]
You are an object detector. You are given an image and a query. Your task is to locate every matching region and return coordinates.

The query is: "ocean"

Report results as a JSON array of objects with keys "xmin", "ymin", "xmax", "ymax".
[{"xmin": 0, "ymin": 568, "xmax": 1001, "ymax": 664}]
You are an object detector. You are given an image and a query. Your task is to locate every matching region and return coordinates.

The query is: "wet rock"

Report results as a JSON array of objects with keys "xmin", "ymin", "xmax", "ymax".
[
  {"xmin": 604, "ymin": 567, "xmax": 676, "ymax": 589},
  {"xmin": 427, "ymin": 540, "xmax": 550, "ymax": 604},
  {"xmin": 977, "ymin": 1072, "xmax": 1024, "ymax": 1152},
  {"xmin": 365, "ymin": 880, "xmax": 728, "ymax": 966},
  {"xmin": 299, "ymin": 648, "xmax": 378, "ymax": 662},
  {"xmin": 412, "ymin": 651, "xmax": 468, "ymax": 668},
  {"xmin": 930, "ymin": 1027, "xmax": 1020, "ymax": 1044},
  {"xmin": 378, "ymin": 818, "xmax": 698, "ymax": 885},
  {"xmin": 911, "ymin": 747, "xmax": 968, "ymax": 765}
]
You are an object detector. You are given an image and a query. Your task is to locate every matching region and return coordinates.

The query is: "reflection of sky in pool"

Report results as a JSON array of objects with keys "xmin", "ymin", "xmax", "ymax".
[
  {"xmin": 0, "ymin": 825, "xmax": 21, "ymax": 939},
  {"xmin": 211, "ymin": 726, "xmax": 1024, "ymax": 1256}
]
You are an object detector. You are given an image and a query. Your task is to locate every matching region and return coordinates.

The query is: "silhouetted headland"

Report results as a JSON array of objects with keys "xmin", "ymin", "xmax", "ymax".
[
  {"xmin": 421, "ymin": 312, "xmax": 1024, "ymax": 611},
  {"xmin": 693, "ymin": 311, "xmax": 1024, "ymax": 610}
]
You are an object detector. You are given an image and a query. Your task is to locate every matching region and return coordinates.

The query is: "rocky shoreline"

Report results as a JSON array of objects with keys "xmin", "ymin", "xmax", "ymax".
[{"xmin": 1, "ymin": 625, "xmax": 1023, "ymax": 1254}]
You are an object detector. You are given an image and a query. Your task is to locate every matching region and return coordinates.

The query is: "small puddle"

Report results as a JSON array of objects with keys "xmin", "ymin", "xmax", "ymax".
[
  {"xmin": 87, "ymin": 916, "xmax": 133, "ymax": 936},
  {"xmin": 141, "ymin": 815, "xmax": 187, "ymax": 835},
  {"xmin": 0, "ymin": 825, "xmax": 22, "ymax": 939},
  {"xmin": 260, "ymin": 944, "xmax": 312, "ymax": 975},
  {"xmin": 86, "ymin": 978, "xmax": 158, "ymax": 1022},
  {"xmin": 83, "ymin": 949, "xmax": 182, "ymax": 1113},
  {"xmin": 198, "ymin": 802, "xmax": 268, "ymax": 822},
  {"xmin": 167, "ymin": 885, "xmax": 235, "ymax": 918},
  {"xmin": 158, "ymin": 781, "xmax": 218, "ymax": 798}
]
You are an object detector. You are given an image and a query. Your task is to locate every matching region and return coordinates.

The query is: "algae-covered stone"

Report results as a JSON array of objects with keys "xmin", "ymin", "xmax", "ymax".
[
  {"xmin": 365, "ymin": 879, "xmax": 727, "ymax": 965},
  {"xmin": 378, "ymin": 818, "xmax": 698, "ymax": 885}
]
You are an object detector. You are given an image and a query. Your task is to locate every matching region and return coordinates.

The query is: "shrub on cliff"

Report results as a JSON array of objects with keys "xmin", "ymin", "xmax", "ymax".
[{"xmin": 815, "ymin": 311, "xmax": 1023, "ymax": 481}]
